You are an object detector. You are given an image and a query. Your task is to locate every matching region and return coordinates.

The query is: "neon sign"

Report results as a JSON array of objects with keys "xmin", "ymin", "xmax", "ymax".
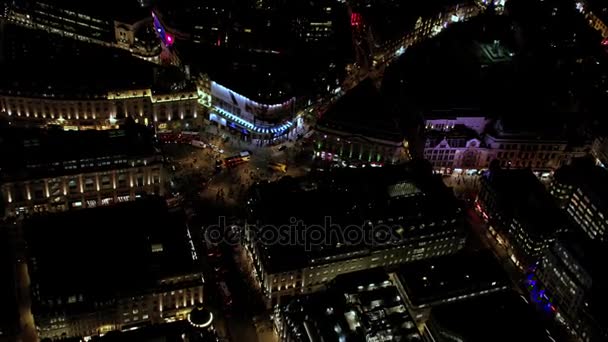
[{"xmin": 152, "ymin": 11, "xmax": 173, "ymax": 47}]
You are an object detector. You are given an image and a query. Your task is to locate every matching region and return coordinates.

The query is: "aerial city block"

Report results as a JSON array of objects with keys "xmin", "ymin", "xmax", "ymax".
[{"xmin": 0, "ymin": 0, "xmax": 608, "ymax": 342}]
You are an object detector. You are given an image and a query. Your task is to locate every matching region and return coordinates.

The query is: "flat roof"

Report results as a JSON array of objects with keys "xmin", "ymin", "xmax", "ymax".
[
  {"xmin": 397, "ymin": 250, "xmax": 510, "ymax": 307},
  {"xmin": 281, "ymin": 269, "xmax": 421, "ymax": 342},
  {"xmin": 554, "ymin": 157, "xmax": 608, "ymax": 210},
  {"xmin": 29, "ymin": 0, "xmax": 151, "ymax": 24},
  {"xmin": 318, "ymin": 78, "xmax": 403, "ymax": 142},
  {"xmin": 0, "ymin": 125, "xmax": 157, "ymax": 181},
  {"xmin": 554, "ymin": 232, "xmax": 608, "ymax": 287},
  {"xmin": 25, "ymin": 198, "xmax": 198, "ymax": 315},
  {"xmin": 250, "ymin": 163, "xmax": 463, "ymax": 273},
  {"xmin": 481, "ymin": 168, "xmax": 567, "ymax": 238},
  {"xmin": 430, "ymin": 291, "xmax": 554, "ymax": 342},
  {"xmin": 0, "ymin": 24, "xmax": 162, "ymax": 98}
]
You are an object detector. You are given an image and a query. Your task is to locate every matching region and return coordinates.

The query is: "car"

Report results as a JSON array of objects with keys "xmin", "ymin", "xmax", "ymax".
[
  {"xmin": 277, "ymin": 145, "xmax": 287, "ymax": 152},
  {"xmin": 268, "ymin": 162, "xmax": 287, "ymax": 173}
]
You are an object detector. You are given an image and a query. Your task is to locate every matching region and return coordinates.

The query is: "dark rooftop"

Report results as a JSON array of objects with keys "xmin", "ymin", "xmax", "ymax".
[
  {"xmin": 24, "ymin": 0, "xmax": 151, "ymax": 24},
  {"xmin": 482, "ymin": 168, "xmax": 567, "ymax": 238},
  {"xmin": 429, "ymin": 291, "xmax": 554, "ymax": 342},
  {"xmin": 554, "ymin": 157, "xmax": 608, "ymax": 209},
  {"xmin": 25, "ymin": 198, "xmax": 198, "ymax": 315},
  {"xmin": 0, "ymin": 125, "xmax": 157, "ymax": 181},
  {"xmin": 250, "ymin": 163, "xmax": 463, "ymax": 272},
  {"xmin": 318, "ymin": 78, "xmax": 403, "ymax": 142},
  {"xmin": 397, "ymin": 250, "xmax": 510, "ymax": 307},
  {"xmin": 383, "ymin": 3, "xmax": 608, "ymax": 132},
  {"xmin": 0, "ymin": 24, "xmax": 164, "ymax": 97},
  {"xmin": 555, "ymin": 232, "xmax": 608, "ymax": 289}
]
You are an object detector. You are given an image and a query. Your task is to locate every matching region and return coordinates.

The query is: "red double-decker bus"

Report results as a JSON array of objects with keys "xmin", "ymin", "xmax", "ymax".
[
  {"xmin": 222, "ymin": 156, "xmax": 248, "ymax": 168},
  {"xmin": 177, "ymin": 131, "xmax": 199, "ymax": 143},
  {"xmin": 157, "ymin": 132, "xmax": 178, "ymax": 143}
]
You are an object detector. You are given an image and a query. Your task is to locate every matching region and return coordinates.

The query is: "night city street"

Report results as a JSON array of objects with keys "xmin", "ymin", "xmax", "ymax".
[{"xmin": 1, "ymin": 0, "xmax": 608, "ymax": 342}]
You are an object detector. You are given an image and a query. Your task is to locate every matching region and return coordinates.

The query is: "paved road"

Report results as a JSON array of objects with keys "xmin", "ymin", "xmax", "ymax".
[{"xmin": 7, "ymin": 220, "xmax": 38, "ymax": 342}]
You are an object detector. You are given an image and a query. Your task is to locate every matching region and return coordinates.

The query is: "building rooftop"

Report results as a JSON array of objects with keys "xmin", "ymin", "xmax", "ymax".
[
  {"xmin": 482, "ymin": 168, "xmax": 567, "ymax": 238},
  {"xmin": 25, "ymin": 0, "xmax": 151, "ymax": 24},
  {"xmin": 429, "ymin": 291, "xmax": 554, "ymax": 342},
  {"xmin": 0, "ymin": 24, "xmax": 166, "ymax": 98},
  {"xmin": 0, "ymin": 125, "xmax": 158, "ymax": 181},
  {"xmin": 397, "ymin": 250, "xmax": 510, "ymax": 308},
  {"xmin": 318, "ymin": 78, "xmax": 403, "ymax": 142},
  {"xmin": 280, "ymin": 269, "xmax": 422, "ymax": 342},
  {"xmin": 249, "ymin": 163, "xmax": 464, "ymax": 273},
  {"xmin": 554, "ymin": 232, "xmax": 608, "ymax": 290},
  {"xmin": 24, "ymin": 198, "xmax": 199, "ymax": 315},
  {"xmin": 554, "ymin": 157, "xmax": 608, "ymax": 210}
]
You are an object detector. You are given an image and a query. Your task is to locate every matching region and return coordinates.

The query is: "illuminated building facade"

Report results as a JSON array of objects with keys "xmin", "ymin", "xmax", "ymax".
[
  {"xmin": 531, "ymin": 234, "xmax": 608, "ymax": 342},
  {"xmin": 293, "ymin": 3, "xmax": 336, "ymax": 45},
  {"xmin": 483, "ymin": 118, "xmax": 590, "ymax": 173},
  {"xmin": 476, "ymin": 168, "xmax": 567, "ymax": 269},
  {"xmin": 483, "ymin": 133, "xmax": 577, "ymax": 172},
  {"xmin": 0, "ymin": 87, "xmax": 200, "ymax": 130},
  {"xmin": 313, "ymin": 79, "xmax": 409, "ymax": 166},
  {"xmin": 424, "ymin": 126, "xmax": 488, "ymax": 174},
  {"xmin": 566, "ymin": 183, "xmax": 608, "ymax": 241},
  {"xmin": 0, "ymin": 127, "xmax": 165, "ymax": 218},
  {"xmin": 5, "ymin": 0, "xmax": 161, "ymax": 61},
  {"xmin": 246, "ymin": 164, "xmax": 466, "ymax": 307},
  {"xmin": 26, "ymin": 199, "xmax": 204, "ymax": 340},
  {"xmin": 0, "ymin": 73, "xmax": 302, "ymax": 141},
  {"xmin": 422, "ymin": 116, "xmax": 589, "ymax": 174},
  {"xmin": 196, "ymin": 75, "xmax": 299, "ymax": 142},
  {"xmin": 548, "ymin": 158, "xmax": 608, "ymax": 240}
]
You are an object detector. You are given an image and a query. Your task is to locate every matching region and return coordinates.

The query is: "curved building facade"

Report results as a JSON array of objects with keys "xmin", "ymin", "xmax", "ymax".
[
  {"xmin": 197, "ymin": 75, "xmax": 300, "ymax": 142},
  {"xmin": 0, "ymin": 74, "xmax": 301, "ymax": 142},
  {"xmin": 0, "ymin": 88, "xmax": 200, "ymax": 130}
]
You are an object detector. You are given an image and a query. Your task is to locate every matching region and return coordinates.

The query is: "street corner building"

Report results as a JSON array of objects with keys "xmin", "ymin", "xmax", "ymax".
[
  {"xmin": 313, "ymin": 78, "xmax": 410, "ymax": 166},
  {"xmin": 475, "ymin": 167, "xmax": 570, "ymax": 270},
  {"xmin": 245, "ymin": 162, "xmax": 467, "ymax": 308},
  {"xmin": 23, "ymin": 198, "xmax": 204, "ymax": 340},
  {"xmin": 274, "ymin": 269, "xmax": 422, "ymax": 342},
  {"xmin": 0, "ymin": 125, "xmax": 165, "ymax": 218}
]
